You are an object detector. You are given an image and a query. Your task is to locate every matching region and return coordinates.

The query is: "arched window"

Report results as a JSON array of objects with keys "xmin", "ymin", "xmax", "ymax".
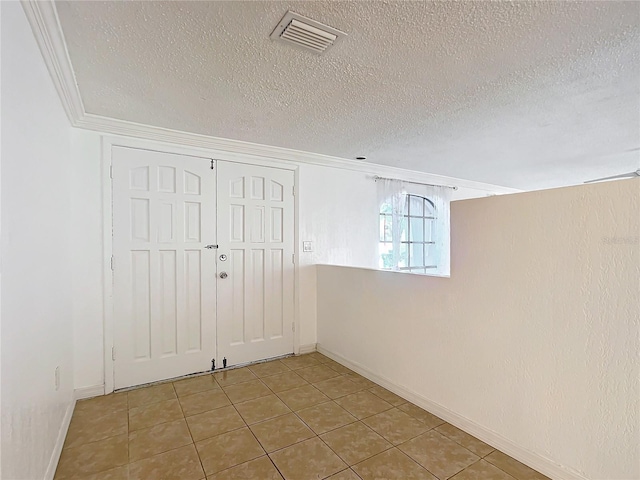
[
  {"xmin": 380, "ymin": 194, "xmax": 438, "ymax": 274},
  {"xmin": 377, "ymin": 178, "xmax": 451, "ymax": 276}
]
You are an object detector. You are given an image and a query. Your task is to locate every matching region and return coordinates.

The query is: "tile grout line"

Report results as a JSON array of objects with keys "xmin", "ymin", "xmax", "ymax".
[
  {"xmin": 224, "ymin": 398, "xmax": 267, "ymax": 475},
  {"xmin": 250, "ymin": 369, "xmax": 314, "ymax": 457},
  {"xmin": 391, "ymin": 424, "xmax": 499, "ymax": 480},
  {"xmin": 395, "ymin": 446, "xmax": 440, "ymax": 479},
  {"xmin": 230, "ymin": 370, "xmax": 290, "ymax": 479},
  {"xmin": 315, "ymin": 420, "xmax": 397, "ymax": 476},
  {"xmin": 177, "ymin": 372, "xmax": 447, "ymax": 479},
  {"xmin": 482, "ymin": 454, "xmax": 529, "ymax": 480},
  {"xmin": 449, "ymin": 458, "xmax": 520, "ymax": 480},
  {"xmin": 181, "ymin": 376, "xmax": 246, "ymax": 471},
  {"xmin": 261, "ymin": 373, "xmax": 352, "ymax": 479},
  {"xmin": 235, "ymin": 381, "xmax": 288, "ymax": 480},
  {"xmin": 184, "ymin": 371, "xmax": 293, "ymax": 448},
  {"xmin": 127, "ymin": 399, "xmax": 185, "ymax": 433},
  {"xmin": 172, "ymin": 379, "xmax": 208, "ymax": 480},
  {"xmin": 359, "ymin": 387, "xmax": 513, "ymax": 476},
  {"xmin": 57, "ymin": 412, "xmax": 128, "ymax": 452},
  {"xmin": 126, "ymin": 387, "xmax": 197, "ymax": 474},
  {"xmin": 226, "ymin": 357, "xmax": 356, "ymax": 479},
  {"xmin": 244, "ymin": 364, "xmax": 340, "ymax": 466},
  {"xmin": 64, "ymin": 355, "xmax": 542, "ymax": 480},
  {"xmin": 124, "ymin": 390, "xmax": 131, "ymax": 471},
  {"xmin": 430, "ymin": 423, "xmax": 497, "ymax": 462},
  {"xmin": 318, "ymin": 413, "xmax": 431, "ymax": 478},
  {"xmin": 124, "ymin": 374, "xmax": 268, "ymax": 478},
  {"xmin": 68, "ymin": 358, "xmax": 347, "ymax": 475}
]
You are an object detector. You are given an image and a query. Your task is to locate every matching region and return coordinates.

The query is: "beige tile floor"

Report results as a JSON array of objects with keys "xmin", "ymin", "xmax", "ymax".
[{"xmin": 55, "ymin": 353, "xmax": 550, "ymax": 480}]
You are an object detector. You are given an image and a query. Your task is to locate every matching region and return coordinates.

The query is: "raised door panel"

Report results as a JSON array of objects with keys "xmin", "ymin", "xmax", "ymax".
[
  {"xmin": 112, "ymin": 147, "xmax": 216, "ymax": 389},
  {"xmin": 216, "ymin": 162, "xmax": 295, "ymax": 366}
]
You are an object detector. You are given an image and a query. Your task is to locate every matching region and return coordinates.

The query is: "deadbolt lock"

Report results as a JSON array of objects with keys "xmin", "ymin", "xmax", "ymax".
[
  {"xmin": 219, "ymin": 254, "xmax": 227, "ymax": 261},
  {"xmin": 219, "ymin": 272, "xmax": 228, "ymax": 279}
]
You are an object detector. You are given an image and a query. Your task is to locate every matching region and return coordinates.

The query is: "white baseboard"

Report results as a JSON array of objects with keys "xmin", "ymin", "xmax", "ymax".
[
  {"xmin": 74, "ymin": 384, "xmax": 105, "ymax": 400},
  {"xmin": 44, "ymin": 399, "xmax": 75, "ymax": 480},
  {"xmin": 298, "ymin": 343, "xmax": 317, "ymax": 354},
  {"xmin": 317, "ymin": 345, "xmax": 587, "ymax": 480}
]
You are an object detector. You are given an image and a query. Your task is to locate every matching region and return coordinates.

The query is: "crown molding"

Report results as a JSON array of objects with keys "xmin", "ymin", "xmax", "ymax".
[
  {"xmin": 21, "ymin": 1, "xmax": 520, "ymax": 196},
  {"xmin": 80, "ymin": 113, "xmax": 519, "ymax": 194},
  {"xmin": 21, "ymin": 0, "xmax": 84, "ymax": 124},
  {"xmin": 78, "ymin": 112, "xmax": 386, "ymax": 174}
]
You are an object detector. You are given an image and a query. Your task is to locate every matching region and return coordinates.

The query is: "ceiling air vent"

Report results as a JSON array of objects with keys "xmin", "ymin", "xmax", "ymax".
[{"xmin": 270, "ymin": 11, "xmax": 346, "ymax": 54}]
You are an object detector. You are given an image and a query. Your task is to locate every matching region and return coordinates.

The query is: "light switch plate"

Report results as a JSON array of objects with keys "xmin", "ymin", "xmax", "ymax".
[{"xmin": 302, "ymin": 241, "xmax": 313, "ymax": 252}]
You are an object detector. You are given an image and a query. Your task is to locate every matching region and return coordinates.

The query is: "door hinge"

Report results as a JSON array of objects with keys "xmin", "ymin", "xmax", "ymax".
[
  {"xmin": 109, "ymin": 165, "xmax": 113, "ymax": 179},
  {"xmin": 292, "ymin": 253, "xmax": 295, "ymax": 264},
  {"xmin": 110, "ymin": 256, "xmax": 114, "ymax": 270},
  {"xmin": 210, "ymin": 159, "xmax": 215, "ymax": 170},
  {"xmin": 292, "ymin": 322, "xmax": 295, "ymax": 333},
  {"xmin": 292, "ymin": 185, "xmax": 295, "ymax": 196},
  {"xmin": 111, "ymin": 347, "xmax": 116, "ymax": 361}
]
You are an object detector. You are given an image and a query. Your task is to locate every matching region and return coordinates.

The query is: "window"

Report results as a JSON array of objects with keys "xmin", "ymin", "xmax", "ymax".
[
  {"xmin": 376, "ymin": 178, "xmax": 451, "ymax": 277},
  {"xmin": 380, "ymin": 194, "xmax": 438, "ymax": 274}
]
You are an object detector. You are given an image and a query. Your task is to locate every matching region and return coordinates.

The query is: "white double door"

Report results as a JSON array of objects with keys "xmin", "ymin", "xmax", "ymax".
[{"xmin": 112, "ymin": 147, "xmax": 294, "ymax": 389}]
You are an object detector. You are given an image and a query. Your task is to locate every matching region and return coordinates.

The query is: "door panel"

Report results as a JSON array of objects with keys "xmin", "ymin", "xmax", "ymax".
[
  {"xmin": 112, "ymin": 147, "xmax": 216, "ymax": 389},
  {"xmin": 217, "ymin": 161, "xmax": 295, "ymax": 366}
]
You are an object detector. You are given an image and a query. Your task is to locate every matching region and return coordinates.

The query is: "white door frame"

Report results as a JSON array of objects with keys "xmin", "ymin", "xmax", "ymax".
[{"xmin": 101, "ymin": 135, "xmax": 301, "ymax": 394}]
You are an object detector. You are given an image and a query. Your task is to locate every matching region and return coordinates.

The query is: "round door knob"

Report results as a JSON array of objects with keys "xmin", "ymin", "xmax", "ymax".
[{"xmin": 219, "ymin": 272, "xmax": 228, "ymax": 279}]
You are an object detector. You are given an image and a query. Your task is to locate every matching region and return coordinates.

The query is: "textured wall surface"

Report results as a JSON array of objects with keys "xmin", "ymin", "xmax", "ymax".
[
  {"xmin": 1, "ymin": 3, "xmax": 75, "ymax": 478},
  {"xmin": 317, "ymin": 179, "xmax": 640, "ymax": 480},
  {"xmin": 54, "ymin": 1, "xmax": 640, "ymax": 190}
]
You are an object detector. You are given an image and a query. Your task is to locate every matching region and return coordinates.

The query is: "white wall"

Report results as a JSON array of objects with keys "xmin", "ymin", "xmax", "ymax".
[
  {"xmin": 69, "ymin": 129, "xmax": 104, "ymax": 392},
  {"xmin": 296, "ymin": 164, "xmax": 379, "ymax": 349},
  {"xmin": 297, "ymin": 164, "xmax": 501, "ymax": 348},
  {"xmin": 68, "ymin": 133, "xmax": 512, "ymax": 391},
  {"xmin": 0, "ymin": 5, "xmax": 3, "ymax": 475},
  {"xmin": 317, "ymin": 179, "xmax": 640, "ymax": 480},
  {"xmin": 1, "ymin": 3, "xmax": 74, "ymax": 479}
]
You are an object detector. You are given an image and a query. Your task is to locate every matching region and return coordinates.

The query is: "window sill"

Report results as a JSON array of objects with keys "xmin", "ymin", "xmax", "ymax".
[{"xmin": 316, "ymin": 263, "xmax": 451, "ymax": 279}]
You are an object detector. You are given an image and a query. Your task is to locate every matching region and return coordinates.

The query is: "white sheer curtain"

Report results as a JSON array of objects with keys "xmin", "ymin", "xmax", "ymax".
[
  {"xmin": 408, "ymin": 183, "xmax": 452, "ymax": 277},
  {"xmin": 377, "ymin": 178, "xmax": 452, "ymax": 276},
  {"xmin": 377, "ymin": 178, "xmax": 405, "ymax": 271}
]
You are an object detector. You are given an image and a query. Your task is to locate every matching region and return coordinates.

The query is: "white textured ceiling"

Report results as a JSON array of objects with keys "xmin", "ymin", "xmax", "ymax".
[{"xmin": 56, "ymin": 1, "xmax": 640, "ymax": 189}]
